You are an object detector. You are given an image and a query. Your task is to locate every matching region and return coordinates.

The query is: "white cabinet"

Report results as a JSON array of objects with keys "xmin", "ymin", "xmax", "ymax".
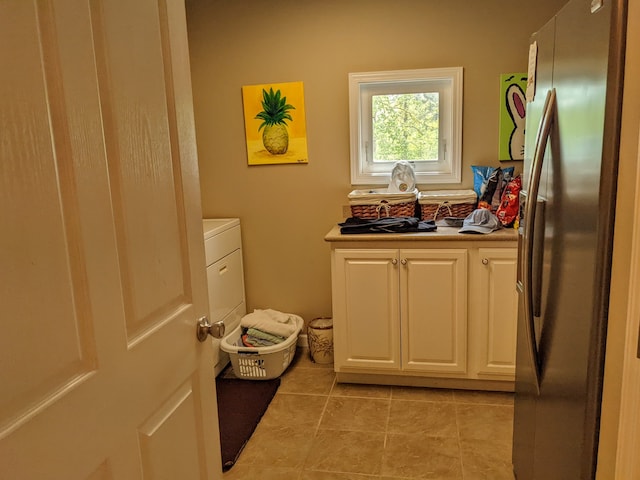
[
  {"xmin": 332, "ymin": 248, "xmax": 467, "ymax": 375},
  {"xmin": 327, "ymin": 226, "xmax": 518, "ymax": 390},
  {"xmin": 203, "ymin": 218, "xmax": 246, "ymax": 376},
  {"xmin": 332, "ymin": 249, "xmax": 401, "ymax": 371},
  {"xmin": 401, "ymin": 250, "xmax": 468, "ymax": 374},
  {"xmin": 470, "ymin": 248, "xmax": 518, "ymax": 379}
]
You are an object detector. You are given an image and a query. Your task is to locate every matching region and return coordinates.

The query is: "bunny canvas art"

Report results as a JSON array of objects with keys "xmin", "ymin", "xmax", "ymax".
[{"xmin": 498, "ymin": 73, "xmax": 527, "ymax": 161}]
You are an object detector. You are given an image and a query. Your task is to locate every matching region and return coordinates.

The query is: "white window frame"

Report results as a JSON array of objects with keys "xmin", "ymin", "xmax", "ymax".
[{"xmin": 349, "ymin": 67, "xmax": 463, "ymax": 185}]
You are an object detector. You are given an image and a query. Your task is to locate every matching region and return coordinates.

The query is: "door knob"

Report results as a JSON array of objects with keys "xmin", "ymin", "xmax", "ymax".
[{"xmin": 196, "ymin": 317, "xmax": 225, "ymax": 342}]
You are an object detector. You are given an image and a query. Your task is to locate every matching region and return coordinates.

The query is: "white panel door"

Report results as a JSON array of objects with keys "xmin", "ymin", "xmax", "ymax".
[
  {"xmin": 0, "ymin": 1, "xmax": 221, "ymax": 478},
  {"xmin": 612, "ymin": 131, "xmax": 640, "ymax": 480},
  {"xmin": 332, "ymin": 249, "xmax": 401, "ymax": 370},
  {"xmin": 401, "ymin": 249, "xmax": 468, "ymax": 374}
]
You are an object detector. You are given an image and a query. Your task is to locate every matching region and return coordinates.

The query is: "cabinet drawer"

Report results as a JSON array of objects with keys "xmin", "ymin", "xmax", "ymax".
[
  {"xmin": 206, "ymin": 249, "xmax": 244, "ymax": 323},
  {"xmin": 204, "ymin": 225, "xmax": 241, "ymax": 267}
]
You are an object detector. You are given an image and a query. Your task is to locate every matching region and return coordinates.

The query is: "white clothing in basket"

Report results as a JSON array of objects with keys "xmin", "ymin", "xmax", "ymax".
[{"xmin": 240, "ymin": 309, "xmax": 299, "ymax": 338}]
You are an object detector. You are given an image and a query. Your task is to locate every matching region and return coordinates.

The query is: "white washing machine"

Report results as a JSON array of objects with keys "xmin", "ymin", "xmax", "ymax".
[{"xmin": 202, "ymin": 218, "xmax": 246, "ymax": 376}]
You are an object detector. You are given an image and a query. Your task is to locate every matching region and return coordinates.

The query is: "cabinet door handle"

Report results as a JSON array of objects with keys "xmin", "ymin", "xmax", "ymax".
[
  {"xmin": 482, "ymin": 258, "xmax": 489, "ymax": 265},
  {"xmin": 392, "ymin": 258, "xmax": 398, "ymax": 265},
  {"xmin": 401, "ymin": 259, "xmax": 407, "ymax": 265}
]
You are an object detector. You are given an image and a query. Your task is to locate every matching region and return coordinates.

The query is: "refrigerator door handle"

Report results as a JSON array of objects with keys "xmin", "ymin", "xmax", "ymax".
[
  {"xmin": 532, "ymin": 198, "xmax": 546, "ymax": 317},
  {"xmin": 522, "ymin": 88, "xmax": 556, "ymax": 394}
]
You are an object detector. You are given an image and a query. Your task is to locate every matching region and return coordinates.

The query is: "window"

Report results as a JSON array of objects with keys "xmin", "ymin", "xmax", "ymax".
[{"xmin": 349, "ymin": 67, "xmax": 463, "ymax": 185}]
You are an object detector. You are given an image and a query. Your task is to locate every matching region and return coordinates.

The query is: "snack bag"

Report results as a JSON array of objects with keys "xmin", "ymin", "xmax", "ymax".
[
  {"xmin": 496, "ymin": 175, "xmax": 522, "ymax": 227},
  {"xmin": 477, "ymin": 168, "xmax": 501, "ymax": 210},
  {"xmin": 472, "ymin": 165, "xmax": 515, "ymax": 211}
]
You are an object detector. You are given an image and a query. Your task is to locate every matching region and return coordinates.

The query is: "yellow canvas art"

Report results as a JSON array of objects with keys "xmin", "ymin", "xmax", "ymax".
[{"xmin": 242, "ymin": 81, "xmax": 309, "ymax": 165}]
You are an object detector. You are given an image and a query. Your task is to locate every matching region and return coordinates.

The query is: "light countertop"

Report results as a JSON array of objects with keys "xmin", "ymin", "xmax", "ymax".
[{"xmin": 324, "ymin": 223, "xmax": 518, "ymax": 243}]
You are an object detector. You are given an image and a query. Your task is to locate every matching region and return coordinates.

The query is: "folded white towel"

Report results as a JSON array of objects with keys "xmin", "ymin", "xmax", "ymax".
[{"xmin": 240, "ymin": 309, "xmax": 299, "ymax": 338}]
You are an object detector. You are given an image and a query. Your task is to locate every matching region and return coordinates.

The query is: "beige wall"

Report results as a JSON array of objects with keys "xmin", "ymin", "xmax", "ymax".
[{"xmin": 185, "ymin": 0, "xmax": 567, "ymax": 324}]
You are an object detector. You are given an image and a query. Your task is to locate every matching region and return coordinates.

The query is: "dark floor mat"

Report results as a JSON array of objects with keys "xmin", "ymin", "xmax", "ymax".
[{"xmin": 215, "ymin": 375, "xmax": 280, "ymax": 471}]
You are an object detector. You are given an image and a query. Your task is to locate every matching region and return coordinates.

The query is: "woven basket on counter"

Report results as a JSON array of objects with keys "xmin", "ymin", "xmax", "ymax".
[
  {"xmin": 418, "ymin": 189, "xmax": 477, "ymax": 221},
  {"xmin": 348, "ymin": 188, "xmax": 418, "ymax": 219}
]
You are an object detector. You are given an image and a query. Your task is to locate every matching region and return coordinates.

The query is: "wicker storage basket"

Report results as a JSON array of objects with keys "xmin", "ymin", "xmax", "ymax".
[
  {"xmin": 348, "ymin": 188, "xmax": 418, "ymax": 219},
  {"xmin": 220, "ymin": 315, "xmax": 303, "ymax": 380},
  {"xmin": 418, "ymin": 189, "xmax": 477, "ymax": 221}
]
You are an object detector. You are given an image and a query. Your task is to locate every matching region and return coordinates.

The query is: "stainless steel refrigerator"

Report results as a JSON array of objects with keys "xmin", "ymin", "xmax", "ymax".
[{"xmin": 513, "ymin": 0, "xmax": 627, "ymax": 479}]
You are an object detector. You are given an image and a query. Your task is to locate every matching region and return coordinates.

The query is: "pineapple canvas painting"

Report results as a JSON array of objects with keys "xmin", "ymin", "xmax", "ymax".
[{"xmin": 242, "ymin": 81, "xmax": 309, "ymax": 165}]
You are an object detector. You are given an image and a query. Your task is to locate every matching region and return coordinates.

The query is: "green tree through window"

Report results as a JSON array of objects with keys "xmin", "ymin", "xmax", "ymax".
[
  {"xmin": 372, "ymin": 93, "xmax": 439, "ymax": 162},
  {"xmin": 349, "ymin": 67, "xmax": 462, "ymax": 185}
]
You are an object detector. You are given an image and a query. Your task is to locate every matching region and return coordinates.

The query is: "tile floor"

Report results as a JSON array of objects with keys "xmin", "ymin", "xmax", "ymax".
[{"xmin": 222, "ymin": 347, "xmax": 515, "ymax": 480}]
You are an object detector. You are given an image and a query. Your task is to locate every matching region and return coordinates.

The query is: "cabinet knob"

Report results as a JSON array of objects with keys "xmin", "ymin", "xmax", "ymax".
[
  {"xmin": 392, "ymin": 258, "xmax": 398, "ymax": 265},
  {"xmin": 401, "ymin": 259, "xmax": 407, "ymax": 265},
  {"xmin": 482, "ymin": 258, "xmax": 489, "ymax": 265}
]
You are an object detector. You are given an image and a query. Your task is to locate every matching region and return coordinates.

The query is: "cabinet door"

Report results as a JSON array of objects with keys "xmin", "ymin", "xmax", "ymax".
[
  {"xmin": 475, "ymin": 248, "xmax": 518, "ymax": 377},
  {"xmin": 332, "ymin": 249, "xmax": 401, "ymax": 370},
  {"xmin": 401, "ymin": 249, "xmax": 468, "ymax": 374}
]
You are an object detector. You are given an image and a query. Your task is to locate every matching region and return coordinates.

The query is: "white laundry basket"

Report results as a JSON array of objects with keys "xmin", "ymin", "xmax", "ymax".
[{"xmin": 220, "ymin": 315, "xmax": 303, "ymax": 380}]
